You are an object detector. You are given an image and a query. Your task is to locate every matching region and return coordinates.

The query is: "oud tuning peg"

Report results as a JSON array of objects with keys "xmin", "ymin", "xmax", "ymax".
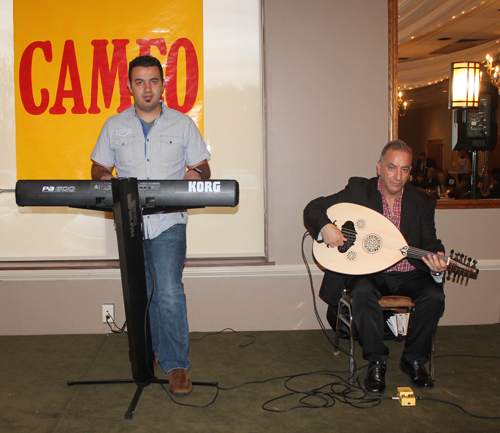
[{"xmin": 473, "ymin": 259, "xmax": 477, "ymax": 268}]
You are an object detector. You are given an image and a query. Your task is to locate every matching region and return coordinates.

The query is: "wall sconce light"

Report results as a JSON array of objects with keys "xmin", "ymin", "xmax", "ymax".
[
  {"xmin": 448, "ymin": 61, "xmax": 481, "ymax": 108},
  {"xmin": 397, "ymin": 91, "xmax": 408, "ymax": 116}
]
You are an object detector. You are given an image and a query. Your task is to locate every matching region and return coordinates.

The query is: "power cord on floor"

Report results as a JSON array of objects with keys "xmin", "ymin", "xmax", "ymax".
[
  {"xmin": 417, "ymin": 396, "xmax": 500, "ymax": 420},
  {"xmin": 190, "ymin": 327, "xmax": 256, "ymax": 347}
]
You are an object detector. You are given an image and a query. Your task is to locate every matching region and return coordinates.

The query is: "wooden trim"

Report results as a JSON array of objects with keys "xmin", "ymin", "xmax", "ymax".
[
  {"xmin": 388, "ymin": 0, "xmax": 398, "ymax": 141},
  {"xmin": 0, "ymin": 257, "xmax": 275, "ymax": 271},
  {"xmin": 436, "ymin": 199, "xmax": 500, "ymax": 209}
]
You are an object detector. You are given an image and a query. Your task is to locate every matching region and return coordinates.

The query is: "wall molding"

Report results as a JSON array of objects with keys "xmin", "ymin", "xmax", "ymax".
[{"xmin": 1, "ymin": 261, "xmax": 497, "ymax": 282}]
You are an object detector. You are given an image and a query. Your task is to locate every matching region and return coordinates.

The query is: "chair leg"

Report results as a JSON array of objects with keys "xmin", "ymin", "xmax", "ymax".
[
  {"xmin": 348, "ymin": 307, "xmax": 356, "ymax": 384},
  {"xmin": 429, "ymin": 332, "xmax": 436, "ymax": 379},
  {"xmin": 333, "ymin": 305, "xmax": 342, "ymax": 356},
  {"xmin": 333, "ymin": 298, "xmax": 356, "ymax": 384}
]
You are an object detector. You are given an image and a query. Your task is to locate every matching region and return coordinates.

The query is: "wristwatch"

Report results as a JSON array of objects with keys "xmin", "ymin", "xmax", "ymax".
[{"xmin": 189, "ymin": 167, "xmax": 203, "ymax": 175}]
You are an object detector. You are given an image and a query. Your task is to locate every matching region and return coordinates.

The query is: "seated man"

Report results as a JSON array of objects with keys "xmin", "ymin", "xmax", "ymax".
[
  {"xmin": 436, "ymin": 169, "xmax": 455, "ymax": 189},
  {"xmin": 447, "ymin": 173, "xmax": 481, "ymax": 199},
  {"xmin": 488, "ymin": 172, "xmax": 500, "ymax": 198},
  {"xmin": 426, "ymin": 167, "xmax": 439, "ymax": 190},
  {"xmin": 411, "ymin": 171, "xmax": 427, "ymax": 190},
  {"xmin": 303, "ymin": 140, "xmax": 447, "ymax": 395}
]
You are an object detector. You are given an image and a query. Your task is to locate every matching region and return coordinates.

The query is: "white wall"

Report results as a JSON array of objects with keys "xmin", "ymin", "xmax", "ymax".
[{"xmin": 1, "ymin": 0, "xmax": 499, "ymax": 336}]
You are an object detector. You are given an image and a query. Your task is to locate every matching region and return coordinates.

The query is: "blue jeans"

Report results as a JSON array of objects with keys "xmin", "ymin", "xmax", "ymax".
[{"xmin": 143, "ymin": 224, "xmax": 190, "ymax": 372}]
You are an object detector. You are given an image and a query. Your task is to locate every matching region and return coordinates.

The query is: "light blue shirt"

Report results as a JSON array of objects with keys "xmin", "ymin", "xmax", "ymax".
[{"xmin": 91, "ymin": 103, "xmax": 210, "ymax": 239}]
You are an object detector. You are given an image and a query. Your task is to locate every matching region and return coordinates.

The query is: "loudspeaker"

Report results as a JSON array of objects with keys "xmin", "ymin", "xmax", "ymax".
[{"xmin": 452, "ymin": 81, "xmax": 498, "ymax": 151}]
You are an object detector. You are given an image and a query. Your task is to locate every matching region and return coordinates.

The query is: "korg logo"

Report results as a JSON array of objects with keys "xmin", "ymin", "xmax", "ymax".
[{"xmin": 188, "ymin": 181, "xmax": 221, "ymax": 193}]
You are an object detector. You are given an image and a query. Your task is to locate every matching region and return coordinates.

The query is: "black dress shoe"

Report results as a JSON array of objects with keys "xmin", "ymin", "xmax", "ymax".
[
  {"xmin": 399, "ymin": 358, "xmax": 434, "ymax": 389},
  {"xmin": 364, "ymin": 361, "xmax": 387, "ymax": 395}
]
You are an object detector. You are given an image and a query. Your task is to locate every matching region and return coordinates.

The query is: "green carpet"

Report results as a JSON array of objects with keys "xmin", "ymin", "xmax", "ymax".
[{"xmin": 0, "ymin": 325, "xmax": 499, "ymax": 432}]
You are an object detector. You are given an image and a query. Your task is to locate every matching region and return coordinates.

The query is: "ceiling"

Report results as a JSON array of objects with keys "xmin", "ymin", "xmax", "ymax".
[
  {"xmin": 399, "ymin": 0, "xmax": 500, "ymax": 62},
  {"xmin": 398, "ymin": 0, "xmax": 500, "ymax": 107}
]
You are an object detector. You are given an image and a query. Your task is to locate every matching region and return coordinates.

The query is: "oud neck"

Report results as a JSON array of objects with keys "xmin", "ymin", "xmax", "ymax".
[{"xmin": 404, "ymin": 246, "xmax": 477, "ymax": 275}]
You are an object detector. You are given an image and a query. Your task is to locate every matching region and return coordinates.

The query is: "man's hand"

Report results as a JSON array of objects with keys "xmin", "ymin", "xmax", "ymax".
[
  {"xmin": 422, "ymin": 251, "xmax": 448, "ymax": 273},
  {"xmin": 320, "ymin": 223, "xmax": 347, "ymax": 248}
]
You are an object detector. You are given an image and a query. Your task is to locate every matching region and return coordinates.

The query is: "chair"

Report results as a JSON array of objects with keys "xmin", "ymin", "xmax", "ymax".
[{"xmin": 333, "ymin": 289, "xmax": 436, "ymax": 383}]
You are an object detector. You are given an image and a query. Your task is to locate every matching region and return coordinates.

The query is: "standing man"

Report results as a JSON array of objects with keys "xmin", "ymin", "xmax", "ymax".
[
  {"xmin": 304, "ymin": 140, "xmax": 447, "ymax": 395},
  {"xmin": 415, "ymin": 151, "xmax": 438, "ymax": 176},
  {"xmin": 91, "ymin": 55, "xmax": 211, "ymax": 396}
]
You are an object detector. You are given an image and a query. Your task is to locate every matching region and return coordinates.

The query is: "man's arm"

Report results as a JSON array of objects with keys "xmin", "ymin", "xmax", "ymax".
[
  {"xmin": 184, "ymin": 160, "xmax": 210, "ymax": 180},
  {"xmin": 91, "ymin": 161, "xmax": 115, "ymax": 180}
]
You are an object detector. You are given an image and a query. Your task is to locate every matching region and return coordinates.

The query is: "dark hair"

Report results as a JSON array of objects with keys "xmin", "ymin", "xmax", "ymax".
[
  {"xmin": 379, "ymin": 140, "xmax": 412, "ymax": 163},
  {"xmin": 128, "ymin": 56, "xmax": 163, "ymax": 83}
]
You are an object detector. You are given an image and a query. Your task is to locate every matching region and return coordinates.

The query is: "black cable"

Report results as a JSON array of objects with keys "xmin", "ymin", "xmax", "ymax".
[
  {"xmin": 219, "ymin": 370, "xmax": 383, "ymax": 412},
  {"xmin": 418, "ymin": 396, "xmax": 500, "ymax": 420},
  {"xmin": 301, "ymin": 231, "xmax": 355, "ymax": 379},
  {"xmin": 105, "ymin": 313, "xmax": 127, "ymax": 333},
  {"xmin": 190, "ymin": 327, "xmax": 256, "ymax": 347},
  {"xmin": 435, "ymin": 353, "xmax": 500, "ymax": 360}
]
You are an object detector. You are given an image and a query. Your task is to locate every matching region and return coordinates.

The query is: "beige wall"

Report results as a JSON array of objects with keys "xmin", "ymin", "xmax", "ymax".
[{"xmin": 1, "ymin": 0, "xmax": 499, "ymax": 336}]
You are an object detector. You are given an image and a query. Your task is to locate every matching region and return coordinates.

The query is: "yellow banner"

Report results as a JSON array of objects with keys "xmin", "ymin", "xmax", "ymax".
[{"xmin": 14, "ymin": 0, "xmax": 203, "ymax": 180}]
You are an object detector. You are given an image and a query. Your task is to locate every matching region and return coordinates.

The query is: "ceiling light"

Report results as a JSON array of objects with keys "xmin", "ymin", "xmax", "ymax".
[{"xmin": 485, "ymin": 54, "xmax": 500, "ymax": 88}]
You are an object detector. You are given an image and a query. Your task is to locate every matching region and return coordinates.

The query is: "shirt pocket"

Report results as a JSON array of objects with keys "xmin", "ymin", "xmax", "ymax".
[
  {"xmin": 159, "ymin": 136, "xmax": 184, "ymax": 162},
  {"xmin": 112, "ymin": 136, "xmax": 136, "ymax": 163}
]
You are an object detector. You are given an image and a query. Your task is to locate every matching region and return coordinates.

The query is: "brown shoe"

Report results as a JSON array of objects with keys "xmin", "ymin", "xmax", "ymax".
[{"xmin": 168, "ymin": 368, "xmax": 192, "ymax": 396}]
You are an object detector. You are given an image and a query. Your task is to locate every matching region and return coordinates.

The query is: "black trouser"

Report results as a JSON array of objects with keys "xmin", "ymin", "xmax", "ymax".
[{"xmin": 348, "ymin": 270, "xmax": 445, "ymax": 363}]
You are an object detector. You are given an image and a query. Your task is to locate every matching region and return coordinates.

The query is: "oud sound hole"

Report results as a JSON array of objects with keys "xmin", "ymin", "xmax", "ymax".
[
  {"xmin": 362, "ymin": 234, "xmax": 382, "ymax": 254},
  {"xmin": 346, "ymin": 250, "xmax": 357, "ymax": 261},
  {"xmin": 356, "ymin": 218, "xmax": 366, "ymax": 230}
]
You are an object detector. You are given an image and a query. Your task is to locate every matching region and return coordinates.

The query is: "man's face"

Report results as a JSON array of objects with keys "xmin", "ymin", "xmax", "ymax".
[
  {"xmin": 437, "ymin": 172, "xmax": 446, "ymax": 183},
  {"xmin": 127, "ymin": 66, "xmax": 164, "ymax": 113},
  {"xmin": 377, "ymin": 149, "xmax": 412, "ymax": 198}
]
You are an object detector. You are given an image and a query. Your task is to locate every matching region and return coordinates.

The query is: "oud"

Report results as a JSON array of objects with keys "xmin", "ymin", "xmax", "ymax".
[{"xmin": 312, "ymin": 203, "xmax": 478, "ymax": 285}]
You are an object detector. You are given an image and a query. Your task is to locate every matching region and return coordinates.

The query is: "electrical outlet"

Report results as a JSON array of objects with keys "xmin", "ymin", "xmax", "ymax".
[{"xmin": 102, "ymin": 304, "xmax": 114, "ymax": 323}]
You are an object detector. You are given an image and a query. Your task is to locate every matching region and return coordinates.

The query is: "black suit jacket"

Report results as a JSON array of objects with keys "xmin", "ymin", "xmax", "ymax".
[
  {"xmin": 303, "ymin": 177, "xmax": 445, "ymax": 307},
  {"xmin": 416, "ymin": 157, "xmax": 438, "ymax": 174}
]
